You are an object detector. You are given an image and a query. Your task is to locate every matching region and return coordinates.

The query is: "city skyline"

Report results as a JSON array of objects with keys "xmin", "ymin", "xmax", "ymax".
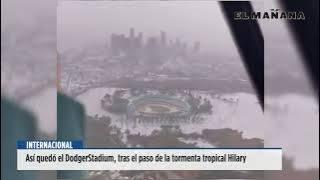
[
  {"xmin": 108, "ymin": 27, "xmax": 201, "ymax": 58},
  {"xmin": 57, "ymin": 1, "xmax": 240, "ymax": 57}
]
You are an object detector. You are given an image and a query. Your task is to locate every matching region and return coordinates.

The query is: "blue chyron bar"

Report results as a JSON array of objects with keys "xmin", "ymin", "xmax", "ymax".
[
  {"xmin": 1, "ymin": 97, "xmax": 37, "ymax": 180},
  {"xmin": 220, "ymin": 1, "xmax": 265, "ymax": 110},
  {"xmin": 57, "ymin": 93, "xmax": 86, "ymax": 179},
  {"xmin": 17, "ymin": 140, "xmax": 83, "ymax": 149}
]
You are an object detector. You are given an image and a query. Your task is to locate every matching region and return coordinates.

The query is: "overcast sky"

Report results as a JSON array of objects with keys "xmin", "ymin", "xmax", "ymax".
[{"xmin": 57, "ymin": 1, "xmax": 241, "ymax": 57}]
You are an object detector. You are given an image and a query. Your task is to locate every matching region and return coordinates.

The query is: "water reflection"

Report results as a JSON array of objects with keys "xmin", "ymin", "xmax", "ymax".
[{"xmin": 77, "ymin": 87, "xmax": 318, "ymax": 169}]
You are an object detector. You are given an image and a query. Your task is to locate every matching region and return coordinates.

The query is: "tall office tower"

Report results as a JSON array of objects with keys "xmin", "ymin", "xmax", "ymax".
[
  {"xmin": 193, "ymin": 41, "xmax": 200, "ymax": 53},
  {"xmin": 145, "ymin": 36, "xmax": 161, "ymax": 63},
  {"xmin": 174, "ymin": 38, "xmax": 182, "ymax": 56},
  {"xmin": 169, "ymin": 40, "xmax": 174, "ymax": 47},
  {"xmin": 128, "ymin": 28, "xmax": 135, "ymax": 54},
  {"xmin": 182, "ymin": 42, "xmax": 188, "ymax": 56},
  {"xmin": 175, "ymin": 38, "xmax": 181, "ymax": 49},
  {"xmin": 146, "ymin": 37, "xmax": 157, "ymax": 49},
  {"xmin": 160, "ymin": 31, "xmax": 167, "ymax": 48},
  {"xmin": 110, "ymin": 33, "xmax": 117, "ymax": 56},
  {"xmin": 129, "ymin": 28, "xmax": 135, "ymax": 41},
  {"xmin": 117, "ymin": 34, "xmax": 125, "ymax": 53},
  {"xmin": 137, "ymin": 32, "xmax": 143, "ymax": 49}
]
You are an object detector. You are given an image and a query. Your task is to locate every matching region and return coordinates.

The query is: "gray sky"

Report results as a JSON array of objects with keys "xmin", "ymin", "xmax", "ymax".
[
  {"xmin": 57, "ymin": 1, "xmax": 240, "ymax": 56},
  {"xmin": 1, "ymin": 0, "xmax": 56, "ymax": 30}
]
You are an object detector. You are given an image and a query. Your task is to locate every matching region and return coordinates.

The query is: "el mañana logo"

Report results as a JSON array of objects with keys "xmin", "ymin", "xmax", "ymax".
[{"xmin": 234, "ymin": 9, "xmax": 305, "ymax": 20}]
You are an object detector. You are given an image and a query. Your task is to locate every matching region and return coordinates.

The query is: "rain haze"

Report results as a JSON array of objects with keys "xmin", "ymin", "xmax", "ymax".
[
  {"xmin": 1, "ymin": 0, "xmax": 318, "ymax": 179},
  {"xmin": 58, "ymin": 1, "xmax": 239, "ymax": 57}
]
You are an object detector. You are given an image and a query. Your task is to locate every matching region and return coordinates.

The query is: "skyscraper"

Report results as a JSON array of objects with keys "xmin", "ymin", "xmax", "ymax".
[
  {"xmin": 193, "ymin": 41, "xmax": 200, "ymax": 53},
  {"xmin": 160, "ymin": 31, "xmax": 167, "ymax": 48},
  {"xmin": 110, "ymin": 33, "xmax": 118, "ymax": 56},
  {"xmin": 129, "ymin": 28, "xmax": 135, "ymax": 41},
  {"xmin": 128, "ymin": 28, "xmax": 137, "ymax": 55},
  {"xmin": 137, "ymin": 32, "xmax": 143, "ymax": 48}
]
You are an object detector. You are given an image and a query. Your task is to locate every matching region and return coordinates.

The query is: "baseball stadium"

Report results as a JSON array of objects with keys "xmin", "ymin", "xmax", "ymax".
[{"xmin": 127, "ymin": 95, "xmax": 192, "ymax": 123}]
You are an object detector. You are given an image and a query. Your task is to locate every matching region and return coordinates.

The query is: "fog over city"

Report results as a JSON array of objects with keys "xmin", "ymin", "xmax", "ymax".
[
  {"xmin": 58, "ymin": 0, "xmax": 318, "ymax": 171},
  {"xmin": 58, "ymin": 1, "xmax": 239, "ymax": 55}
]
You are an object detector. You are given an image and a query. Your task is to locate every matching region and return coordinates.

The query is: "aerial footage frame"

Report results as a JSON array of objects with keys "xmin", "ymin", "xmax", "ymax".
[{"xmin": 57, "ymin": 0, "xmax": 265, "ymax": 179}]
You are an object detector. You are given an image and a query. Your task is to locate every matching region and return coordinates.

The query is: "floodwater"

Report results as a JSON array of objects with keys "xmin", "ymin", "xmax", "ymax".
[{"xmin": 77, "ymin": 87, "xmax": 319, "ymax": 170}]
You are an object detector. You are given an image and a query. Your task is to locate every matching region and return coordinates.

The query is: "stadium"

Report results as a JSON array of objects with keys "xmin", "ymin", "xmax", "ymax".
[{"xmin": 127, "ymin": 95, "xmax": 192, "ymax": 123}]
